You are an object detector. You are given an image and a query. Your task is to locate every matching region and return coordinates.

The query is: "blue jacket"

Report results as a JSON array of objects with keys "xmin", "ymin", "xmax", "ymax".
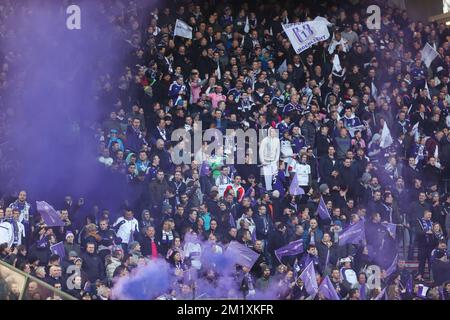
[
  {"xmin": 168, "ymin": 81, "xmax": 186, "ymax": 101},
  {"xmin": 302, "ymin": 227, "xmax": 324, "ymax": 247},
  {"xmin": 254, "ymin": 214, "xmax": 274, "ymax": 240},
  {"xmin": 125, "ymin": 126, "xmax": 147, "ymax": 153}
]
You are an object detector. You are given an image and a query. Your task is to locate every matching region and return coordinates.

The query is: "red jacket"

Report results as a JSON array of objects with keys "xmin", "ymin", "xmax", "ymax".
[{"xmin": 224, "ymin": 184, "xmax": 245, "ymax": 202}]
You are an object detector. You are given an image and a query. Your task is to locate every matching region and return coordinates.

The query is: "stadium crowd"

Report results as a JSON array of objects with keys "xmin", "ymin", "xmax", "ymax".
[{"xmin": 1, "ymin": 0, "xmax": 450, "ymax": 300}]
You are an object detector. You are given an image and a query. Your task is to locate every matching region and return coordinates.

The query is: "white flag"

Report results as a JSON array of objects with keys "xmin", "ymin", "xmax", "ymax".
[
  {"xmin": 216, "ymin": 61, "xmax": 221, "ymax": 80},
  {"xmin": 424, "ymin": 81, "xmax": 431, "ymax": 100},
  {"xmin": 277, "ymin": 59, "xmax": 287, "ymax": 74},
  {"xmin": 332, "ymin": 54, "xmax": 342, "ymax": 73},
  {"xmin": 244, "ymin": 16, "xmax": 250, "ymax": 33},
  {"xmin": 411, "ymin": 121, "xmax": 419, "ymax": 134},
  {"xmin": 371, "ymin": 82, "xmax": 378, "ymax": 99},
  {"xmin": 174, "ymin": 19, "xmax": 192, "ymax": 39},
  {"xmin": 380, "ymin": 123, "xmax": 393, "ymax": 149},
  {"xmin": 313, "ymin": 16, "xmax": 333, "ymax": 26},
  {"xmin": 411, "ymin": 121, "xmax": 420, "ymax": 141},
  {"xmin": 282, "ymin": 17, "xmax": 331, "ymax": 54},
  {"xmin": 421, "ymin": 43, "xmax": 438, "ymax": 68}
]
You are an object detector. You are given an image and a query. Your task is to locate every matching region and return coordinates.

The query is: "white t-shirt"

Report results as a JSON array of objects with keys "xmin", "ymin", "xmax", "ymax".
[
  {"xmin": 293, "ymin": 162, "xmax": 311, "ymax": 186},
  {"xmin": 184, "ymin": 242, "xmax": 202, "ymax": 270}
]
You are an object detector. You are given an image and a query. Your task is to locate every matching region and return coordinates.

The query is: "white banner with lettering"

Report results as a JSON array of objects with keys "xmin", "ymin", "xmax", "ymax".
[
  {"xmin": 282, "ymin": 17, "xmax": 331, "ymax": 54},
  {"xmin": 174, "ymin": 19, "xmax": 193, "ymax": 39}
]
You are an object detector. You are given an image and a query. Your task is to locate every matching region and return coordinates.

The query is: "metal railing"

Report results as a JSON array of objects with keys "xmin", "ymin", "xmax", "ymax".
[{"xmin": 0, "ymin": 259, "xmax": 77, "ymax": 300}]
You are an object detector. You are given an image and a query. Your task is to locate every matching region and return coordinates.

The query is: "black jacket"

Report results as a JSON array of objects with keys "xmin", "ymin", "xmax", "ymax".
[
  {"xmin": 431, "ymin": 259, "xmax": 450, "ymax": 286},
  {"xmin": 28, "ymin": 244, "xmax": 51, "ymax": 266},
  {"xmin": 139, "ymin": 234, "xmax": 161, "ymax": 258},
  {"xmin": 319, "ymin": 156, "xmax": 339, "ymax": 181},
  {"xmin": 301, "ymin": 120, "xmax": 316, "ymax": 148},
  {"xmin": 316, "ymin": 134, "xmax": 331, "ymax": 158},
  {"xmin": 316, "ymin": 241, "xmax": 338, "ymax": 270},
  {"xmin": 81, "ymin": 252, "xmax": 104, "ymax": 282}
]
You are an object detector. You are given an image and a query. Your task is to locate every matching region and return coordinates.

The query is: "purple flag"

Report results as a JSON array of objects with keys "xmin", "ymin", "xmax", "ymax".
[
  {"xmin": 244, "ymin": 187, "xmax": 254, "ymax": 198},
  {"xmin": 300, "ymin": 254, "xmax": 314, "ymax": 271},
  {"xmin": 382, "ymin": 222, "xmax": 397, "ymax": 239},
  {"xmin": 228, "ymin": 213, "xmax": 236, "ymax": 228},
  {"xmin": 275, "ymin": 239, "xmax": 304, "ymax": 262},
  {"xmin": 338, "ymin": 220, "xmax": 365, "ymax": 245},
  {"xmin": 385, "ymin": 254, "xmax": 398, "ymax": 277},
  {"xmin": 36, "ymin": 201, "xmax": 65, "ymax": 227},
  {"xmin": 225, "ymin": 241, "xmax": 259, "ymax": 269},
  {"xmin": 50, "ymin": 241, "xmax": 66, "ymax": 259},
  {"xmin": 316, "ymin": 196, "xmax": 331, "ymax": 220},
  {"xmin": 299, "ymin": 261, "xmax": 318, "ymax": 296},
  {"xmin": 199, "ymin": 161, "xmax": 210, "ymax": 176},
  {"xmin": 289, "ymin": 174, "xmax": 305, "ymax": 196},
  {"xmin": 319, "ymin": 275, "xmax": 340, "ymax": 300},
  {"xmin": 36, "ymin": 236, "xmax": 48, "ymax": 248}
]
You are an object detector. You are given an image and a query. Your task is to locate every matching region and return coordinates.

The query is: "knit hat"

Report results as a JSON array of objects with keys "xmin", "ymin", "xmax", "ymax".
[
  {"xmin": 69, "ymin": 251, "xmax": 78, "ymax": 258},
  {"xmin": 361, "ymin": 172, "xmax": 372, "ymax": 184},
  {"xmin": 319, "ymin": 184, "xmax": 329, "ymax": 194},
  {"xmin": 271, "ymin": 190, "xmax": 280, "ymax": 198},
  {"xmin": 161, "ymin": 202, "xmax": 172, "ymax": 213},
  {"xmin": 66, "ymin": 231, "xmax": 75, "ymax": 240}
]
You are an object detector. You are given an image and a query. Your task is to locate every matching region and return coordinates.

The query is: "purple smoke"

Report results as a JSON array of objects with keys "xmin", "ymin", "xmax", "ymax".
[
  {"xmin": 111, "ymin": 238, "xmax": 257, "ymax": 300},
  {"xmin": 1, "ymin": 0, "xmax": 156, "ymax": 220},
  {"xmin": 112, "ymin": 258, "xmax": 172, "ymax": 300},
  {"xmin": 111, "ymin": 232, "xmax": 286, "ymax": 300}
]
